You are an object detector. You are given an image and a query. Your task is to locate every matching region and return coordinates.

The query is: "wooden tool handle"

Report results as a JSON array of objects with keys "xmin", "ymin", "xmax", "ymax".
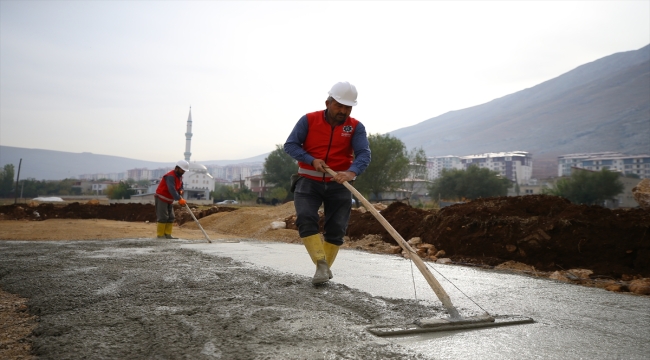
[
  {"xmin": 185, "ymin": 204, "xmax": 212, "ymax": 244},
  {"xmin": 324, "ymin": 167, "xmax": 460, "ymax": 318}
]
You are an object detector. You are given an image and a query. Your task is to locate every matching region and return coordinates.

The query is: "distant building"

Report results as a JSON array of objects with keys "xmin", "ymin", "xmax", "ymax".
[
  {"xmin": 460, "ymin": 151, "xmax": 533, "ymax": 184},
  {"xmin": 206, "ymin": 164, "xmax": 264, "ymax": 182},
  {"xmin": 558, "ymin": 152, "xmax": 650, "ymax": 179},
  {"xmin": 426, "ymin": 156, "xmax": 462, "ymax": 179},
  {"xmin": 245, "ymin": 174, "xmax": 272, "ymax": 199},
  {"xmin": 126, "ymin": 168, "xmax": 154, "ymax": 181},
  {"xmin": 183, "ymin": 162, "xmax": 215, "ymax": 200},
  {"xmin": 78, "ymin": 172, "xmax": 125, "ymax": 181},
  {"xmin": 91, "ymin": 181, "xmax": 118, "ymax": 195},
  {"xmin": 425, "ymin": 151, "xmax": 533, "ymax": 184}
]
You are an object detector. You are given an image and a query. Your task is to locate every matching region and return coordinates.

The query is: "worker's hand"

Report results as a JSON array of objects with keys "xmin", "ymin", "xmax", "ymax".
[
  {"xmin": 179, "ymin": 190, "xmax": 184, "ymax": 195},
  {"xmin": 179, "ymin": 198, "xmax": 187, "ymax": 206},
  {"xmin": 311, "ymin": 159, "xmax": 327, "ymax": 173},
  {"xmin": 333, "ymin": 171, "xmax": 356, "ymax": 184}
]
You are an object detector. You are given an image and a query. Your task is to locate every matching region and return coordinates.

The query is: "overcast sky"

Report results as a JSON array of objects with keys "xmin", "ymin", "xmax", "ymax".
[{"xmin": 1, "ymin": 1, "xmax": 649, "ymax": 163}]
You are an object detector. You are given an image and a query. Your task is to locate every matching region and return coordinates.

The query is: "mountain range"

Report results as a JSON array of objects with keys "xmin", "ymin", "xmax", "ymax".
[
  {"xmin": 1, "ymin": 45, "xmax": 648, "ymax": 180},
  {"xmin": 390, "ymin": 44, "xmax": 650, "ymax": 177},
  {"xmin": 0, "ymin": 146, "xmax": 269, "ymax": 181}
]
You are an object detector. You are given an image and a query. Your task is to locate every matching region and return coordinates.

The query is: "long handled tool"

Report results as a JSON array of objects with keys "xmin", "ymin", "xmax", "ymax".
[
  {"xmin": 324, "ymin": 167, "xmax": 533, "ymax": 335},
  {"xmin": 185, "ymin": 203, "xmax": 212, "ymax": 243},
  {"xmin": 184, "ymin": 204, "xmax": 240, "ymax": 244}
]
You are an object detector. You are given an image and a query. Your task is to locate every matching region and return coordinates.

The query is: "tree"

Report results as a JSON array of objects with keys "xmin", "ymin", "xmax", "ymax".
[
  {"xmin": 407, "ymin": 147, "xmax": 428, "ymax": 180},
  {"xmin": 404, "ymin": 147, "xmax": 428, "ymax": 205},
  {"xmin": 0, "ymin": 164, "xmax": 15, "ymax": 198},
  {"xmin": 211, "ymin": 184, "xmax": 236, "ymax": 202},
  {"xmin": 428, "ymin": 166, "xmax": 511, "ymax": 201},
  {"xmin": 237, "ymin": 184, "xmax": 256, "ymax": 202},
  {"xmin": 268, "ymin": 187, "xmax": 288, "ymax": 204},
  {"xmin": 263, "ymin": 144, "xmax": 297, "ymax": 200},
  {"xmin": 543, "ymin": 169, "xmax": 624, "ymax": 205},
  {"xmin": 106, "ymin": 181, "xmax": 134, "ymax": 199},
  {"xmin": 354, "ymin": 133, "xmax": 409, "ymax": 200}
]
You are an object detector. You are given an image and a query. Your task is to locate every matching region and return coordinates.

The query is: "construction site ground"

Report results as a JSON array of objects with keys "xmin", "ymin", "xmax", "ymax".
[{"xmin": 1, "ymin": 195, "xmax": 649, "ymax": 359}]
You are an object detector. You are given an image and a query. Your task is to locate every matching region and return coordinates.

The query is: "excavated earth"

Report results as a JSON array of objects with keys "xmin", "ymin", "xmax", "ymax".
[{"xmin": 345, "ymin": 195, "xmax": 650, "ymax": 279}]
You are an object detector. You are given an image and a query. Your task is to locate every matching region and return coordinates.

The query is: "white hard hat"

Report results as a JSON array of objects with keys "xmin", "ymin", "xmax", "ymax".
[
  {"xmin": 176, "ymin": 160, "xmax": 190, "ymax": 171},
  {"xmin": 328, "ymin": 81, "xmax": 358, "ymax": 106}
]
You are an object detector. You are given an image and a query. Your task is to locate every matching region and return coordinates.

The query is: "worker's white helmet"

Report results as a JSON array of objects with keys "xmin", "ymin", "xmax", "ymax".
[
  {"xmin": 328, "ymin": 81, "xmax": 358, "ymax": 106},
  {"xmin": 176, "ymin": 160, "xmax": 190, "ymax": 171}
]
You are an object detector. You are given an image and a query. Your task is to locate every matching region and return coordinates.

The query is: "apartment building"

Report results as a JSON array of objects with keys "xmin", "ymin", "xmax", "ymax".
[
  {"xmin": 425, "ymin": 152, "xmax": 533, "ymax": 184},
  {"xmin": 78, "ymin": 173, "xmax": 126, "ymax": 181},
  {"xmin": 558, "ymin": 152, "xmax": 650, "ymax": 179},
  {"xmin": 426, "ymin": 155, "xmax": 462, "ymax": 179},
  {"xmin": 460, "ymin": 151, "xmax": 533, "ymax": 184},
  {"xmin": 126, "ymin": 168, "xmax": 153, "ymax": 181},
  {"xmin": 206, "ymin": 163, "xmax": 264, "ymax": 182}
]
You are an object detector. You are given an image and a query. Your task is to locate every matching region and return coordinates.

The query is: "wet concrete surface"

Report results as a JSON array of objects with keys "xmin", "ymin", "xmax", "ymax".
[
  {"xmin": 1, "ymin": 238, "xmax": 649, "ymax": 359},
  {"xmin": 0, "ymin": 239, "xmax": 434, "ymax": 359},
  {"xmin": 184, "ymin": 240, "xmax": 650, "ymax": 359}
]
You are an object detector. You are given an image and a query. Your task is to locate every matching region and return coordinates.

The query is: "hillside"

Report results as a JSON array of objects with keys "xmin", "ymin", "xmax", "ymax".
[
  {"xmin": 0, "ymin": 146, "xmax": 268, "ymax": 180},
  {"xmin": 390, "ymin": 45, "xmax": 650, "ymax": 177}
]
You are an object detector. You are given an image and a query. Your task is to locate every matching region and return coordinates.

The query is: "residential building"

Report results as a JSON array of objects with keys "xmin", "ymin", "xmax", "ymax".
[
  {"xmin": 558, "ymin": 153, "xmax": 650, "ymax": 179},
  {"xmin": 460, "ymin": 151, "xmax": 533, "ymax": 184},
  {"xmin": 399, "ymin": 178, "xmax": 432, "ymax": 200},
  {"xmin": 426, "ymin": 156, "xmax": 462, "ymax": 179},
  {"xmin": 206, "ymin": 164, "xmax": 264, "ymax": 182},
  {"xmin": 245, "ymin": 174, "xmax": 272, "ymax": 198},
  {"xmin": 91, "ymin": 181, "xmax": 118, "ymax": 195},
  {"xmin": 126, "ymin": 168, "xmax": 153, "ymax": 181},
  {"xmin": 78, "ymin": 173, "xmax": 126, "ymax": 181}
]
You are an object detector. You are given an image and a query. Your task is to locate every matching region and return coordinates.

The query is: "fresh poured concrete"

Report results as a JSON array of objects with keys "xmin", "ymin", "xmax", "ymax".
[
  {"xmin": 0, "ymin": 238, "xmax": 647, "ymax": 359},
  {"xmin": 184, "ymin": 240, "xmax": 650, "ymax": 359}
]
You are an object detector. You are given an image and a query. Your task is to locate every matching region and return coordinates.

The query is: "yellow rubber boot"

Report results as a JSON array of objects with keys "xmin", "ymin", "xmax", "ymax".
[
  {"xmin": 156, "ymin": 223, "xmax": 166, "ymax": 239},
  {"xmin": 323, "ymin": 241, "xmax": 340, "ymax": 279},
  {"xmin": 164, "ymin": 223, "xmax": 178, "ymax": 239},
  {"xmin": 302, "ymin": 234, "xmax": 329, "ymax": 284},
  {"xmin": 323, "ymin": 241, "xmax": 340, "ymax": 268}
]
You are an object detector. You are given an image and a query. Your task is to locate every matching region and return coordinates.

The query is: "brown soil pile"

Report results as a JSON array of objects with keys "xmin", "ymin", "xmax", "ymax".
[
  {"xmin": 0, "ymin": 202, "xmax": 236, "ymax": 224},
  {"xmin": 347, "ymin": 195, "xmax": 650, "ymax": 278}
]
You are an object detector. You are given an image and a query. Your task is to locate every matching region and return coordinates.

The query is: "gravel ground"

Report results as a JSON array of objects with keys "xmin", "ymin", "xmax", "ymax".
[{"xmin": 0, "ymin": 238, "xmax": 442, "ymax": 359}]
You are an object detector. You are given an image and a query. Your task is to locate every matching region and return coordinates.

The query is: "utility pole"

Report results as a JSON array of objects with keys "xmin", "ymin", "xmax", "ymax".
[{"xmin": 14, "ymin": 158, "xmax": 22, "ymax": 204}]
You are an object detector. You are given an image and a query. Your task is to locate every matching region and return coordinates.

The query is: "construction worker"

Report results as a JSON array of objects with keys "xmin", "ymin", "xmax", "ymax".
[
  {"xmin": 154, "ymin": 160, "xmax": 189, "ymax": 239},
  {"xmin": 284, "ymin": 81, "xmax": 371, "ymax": 285}
]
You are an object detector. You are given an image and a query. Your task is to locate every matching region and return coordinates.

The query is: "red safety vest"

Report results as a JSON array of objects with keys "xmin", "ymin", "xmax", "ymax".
[
  {"xmin": 298, "ymin": 110, "xmax": 359, "ymax": 181},
  {"xmin": 155, "ymin": 170, "xmax": 183, "ymax": 203}
]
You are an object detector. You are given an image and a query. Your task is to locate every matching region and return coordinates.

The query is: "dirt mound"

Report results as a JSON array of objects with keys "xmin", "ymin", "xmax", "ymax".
[
  {"xmin": 0, "ymin": 202, "xmax": 239, "ymax": 225},
  {"xmin": 633, "ymin": 178, "xmax": 650, "ymax": 209},
  {"xmin": 347, "ymin": 195, "xmax": 650, "ymax": 278},
  {"xmin": 0, "ymin": 203, "xmax": 159, "ymax": 222},
  {"xmin": 185, "ymin": 202, "xmax": 300, "ymax": 242}
]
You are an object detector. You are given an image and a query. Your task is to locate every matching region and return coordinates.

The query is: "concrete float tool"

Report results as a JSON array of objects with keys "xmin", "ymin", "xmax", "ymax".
[
  {"xmin": 184, "ymin": 204, "xmax": 239, "ymax": 244},
  {"xmin": 323, "ymin": 166, "xmax": 534, "ymax": 336}
]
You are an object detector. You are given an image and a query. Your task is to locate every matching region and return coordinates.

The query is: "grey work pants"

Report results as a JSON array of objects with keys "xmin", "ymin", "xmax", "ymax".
[
  {"xmin": 155, "ymin": 197, "xmax": 175, "ymax": 223},
  {"xmin": 293, "ymin": 176, "xmax": 352, "ymax": 246}
]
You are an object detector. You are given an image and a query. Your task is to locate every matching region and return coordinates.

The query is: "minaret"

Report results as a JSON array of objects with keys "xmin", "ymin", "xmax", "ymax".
[{"xmin": 184, "ymin": 107, "xmax": 192, "ymax": 162}]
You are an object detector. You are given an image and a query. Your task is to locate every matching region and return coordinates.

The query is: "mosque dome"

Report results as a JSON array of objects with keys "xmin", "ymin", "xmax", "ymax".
[{"xmin": 189, "ymin": 162, "xmax": 208, "ymax": 173}]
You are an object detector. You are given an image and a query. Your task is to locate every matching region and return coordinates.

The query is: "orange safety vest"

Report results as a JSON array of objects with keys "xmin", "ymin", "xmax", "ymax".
[
  {"xmin": 155, "ymin": 170, "xmax": 183, "ymax": 203},
  {"xmin": 298, "ymin": 110, "xmax": 359, "ymax": 181}
]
